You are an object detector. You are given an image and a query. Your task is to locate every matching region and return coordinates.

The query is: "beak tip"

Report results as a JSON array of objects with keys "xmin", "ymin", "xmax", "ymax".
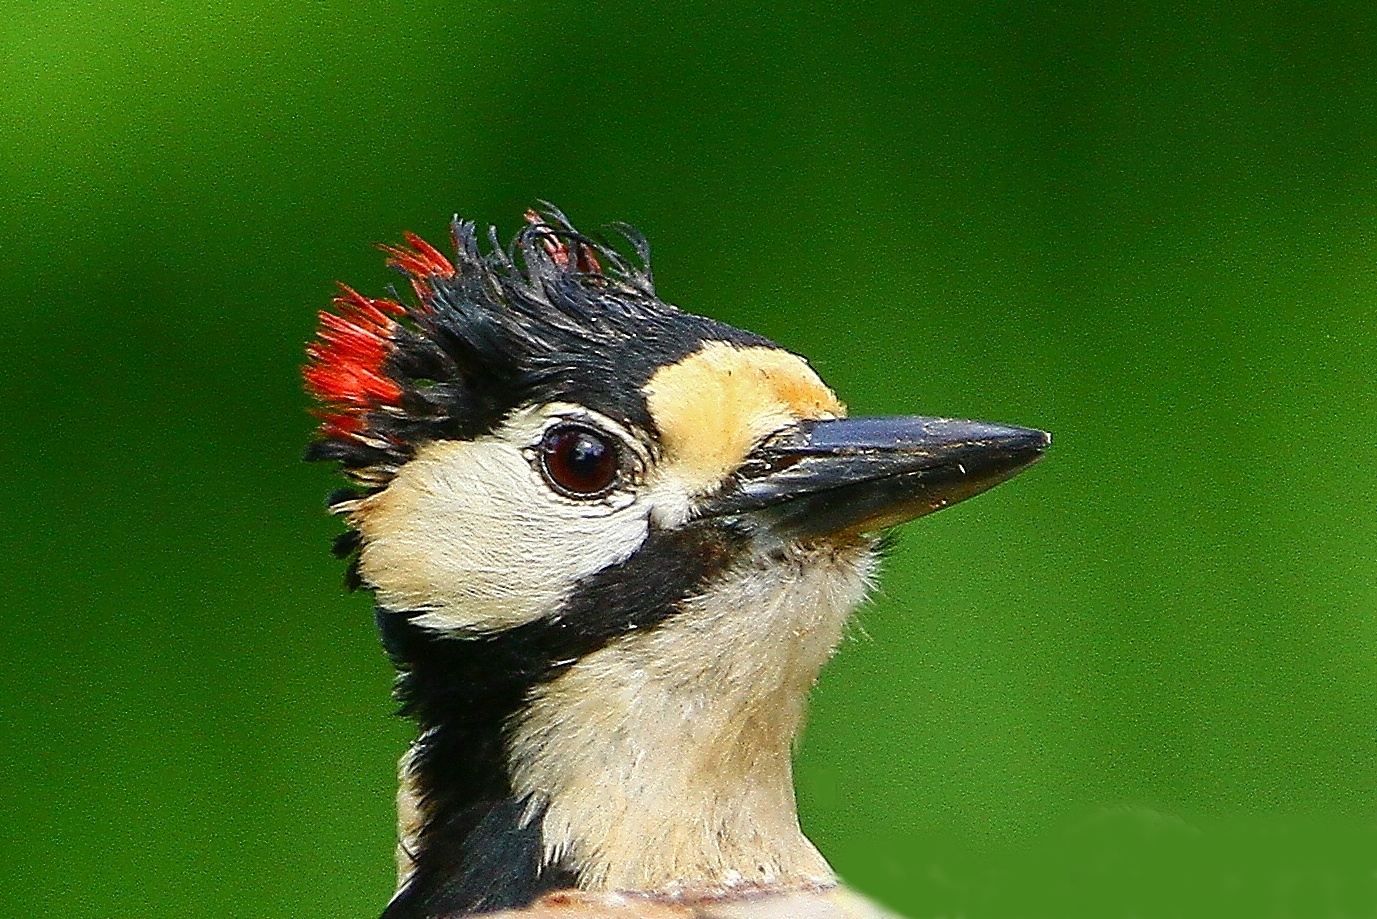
[
  {"xmin": 961, "ymin": 422, "xmax": 1050, "ymax": 469},
  {"xmin": 982, "ymin": 421, "xmax": 1051, "ymax": 450},
  {"xmin": 1005, "ymin": 426, "xmax": 1052, "ymax": 473}
]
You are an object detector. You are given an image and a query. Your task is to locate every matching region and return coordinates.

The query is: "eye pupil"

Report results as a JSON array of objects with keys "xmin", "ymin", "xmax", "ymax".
[{"xmin": 540, "ymin": 425, "xmax": 621, "ymax": 497}]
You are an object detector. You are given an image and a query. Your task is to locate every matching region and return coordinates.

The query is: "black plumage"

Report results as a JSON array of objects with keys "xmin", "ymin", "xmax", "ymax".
[{"xmin": 304, "ymin": 207, "xmax": 768, "ymax": 481}]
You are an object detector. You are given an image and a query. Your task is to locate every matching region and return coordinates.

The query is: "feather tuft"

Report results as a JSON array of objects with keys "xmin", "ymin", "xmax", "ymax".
[
  {"xmin": 378, "ymin": 231, "xmax": 457, "ymax": 280},
  {"xmin": 304, "ymin": 205, "xmax": 768, "ymax": 487},
  {"xmin": 304, "ymin": 284, "xmax": 407, "ymax": 442}
]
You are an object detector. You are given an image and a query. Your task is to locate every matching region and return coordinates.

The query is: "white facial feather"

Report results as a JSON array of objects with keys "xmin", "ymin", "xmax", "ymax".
[{"xmin": 352, "ymin": 405, "xmax": 655, "ymax": 634}]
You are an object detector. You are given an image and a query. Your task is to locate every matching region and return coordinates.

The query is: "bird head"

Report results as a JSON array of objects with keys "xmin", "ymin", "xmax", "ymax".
[{"xmin": 305, "ymin": 207, "xmax": 1048, "ymax": 918}]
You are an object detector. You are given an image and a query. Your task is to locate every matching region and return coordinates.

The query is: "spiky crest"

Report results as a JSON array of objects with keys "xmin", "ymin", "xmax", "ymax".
[
  {"xmin": 304, "ymin": 286, "xmax": 407, "ymax": 440},
  {"xmin": 305, "ymin": 204, "xmax": 770, "ymax": 504}
]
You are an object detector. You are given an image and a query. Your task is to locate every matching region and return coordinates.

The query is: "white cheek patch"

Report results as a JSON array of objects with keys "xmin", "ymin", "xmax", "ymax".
[{"xmin": 351, "ymin": 431, "xmax": 650, "ymax": 634}]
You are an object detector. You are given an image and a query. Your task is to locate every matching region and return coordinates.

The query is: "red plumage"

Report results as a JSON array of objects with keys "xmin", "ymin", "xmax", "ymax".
[
  {"xmin": 377, "ymin": 231, "xmax": 456, "ymax": 301},
  {"xmin": 525, "ymin": 209, "xmax": 603, "ymax": 275},
  {"xmin": 304, "ymin": 283, "xmax": 407, "ymax": 438},
  {"xmin": 377, "ymin": 230, "xmax": 456, "ymax": 278}
]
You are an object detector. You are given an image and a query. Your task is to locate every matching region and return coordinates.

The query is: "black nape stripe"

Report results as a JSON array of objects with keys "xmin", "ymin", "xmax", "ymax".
[{"xmin": 377, "ymin": 520, "xmax": 746, "ymax": 919}]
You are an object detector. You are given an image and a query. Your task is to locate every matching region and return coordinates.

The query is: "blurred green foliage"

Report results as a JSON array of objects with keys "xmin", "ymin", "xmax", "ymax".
[{"xmin": 4, "ymin": 2, "xmax": 1376, "ymax": 917}]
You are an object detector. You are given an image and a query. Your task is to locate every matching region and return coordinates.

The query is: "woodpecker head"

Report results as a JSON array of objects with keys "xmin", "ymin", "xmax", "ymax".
[{"xmin": 305, "ymin": 207, "xmax": 1049, "ymax": 919}]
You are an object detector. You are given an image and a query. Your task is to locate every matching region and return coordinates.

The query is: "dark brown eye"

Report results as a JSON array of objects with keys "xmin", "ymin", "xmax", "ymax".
[{"xmin": 539, "ymin": 424, "xmax": 621, "ymax": 497}]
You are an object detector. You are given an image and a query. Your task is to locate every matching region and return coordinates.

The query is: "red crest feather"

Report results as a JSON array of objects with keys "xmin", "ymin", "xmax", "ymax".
[
  {"xmin": 304, "ymin": 284, "xmax": 406, "ymax": 439},
  {"xmin": 377, "ymin": 230, "xmax": 456, "ymax": 278},
  {"xmin": 525, "ymin": 209, "xmax": 603, "ymax": 274},
  {"xmin": 377, "ymin": 231, "xmax": 457, "ymax": 301}
]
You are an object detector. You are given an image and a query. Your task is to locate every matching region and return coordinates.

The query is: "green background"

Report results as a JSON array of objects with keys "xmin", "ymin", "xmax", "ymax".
[{"xmin": 5, "ymin": 3, "xmax": 1376, "ymax": 917}]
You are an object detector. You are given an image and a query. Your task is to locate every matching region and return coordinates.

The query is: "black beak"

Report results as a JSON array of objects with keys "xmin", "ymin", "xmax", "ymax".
[{"xmin": 698, "ymin": 416, "xmax": 1051, "ymax": 540}]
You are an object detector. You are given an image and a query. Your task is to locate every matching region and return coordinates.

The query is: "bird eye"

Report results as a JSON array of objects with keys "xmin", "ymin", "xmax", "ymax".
[{"xmin": 539, "ymin": 424, "xmax": 621, "ymax": 498}]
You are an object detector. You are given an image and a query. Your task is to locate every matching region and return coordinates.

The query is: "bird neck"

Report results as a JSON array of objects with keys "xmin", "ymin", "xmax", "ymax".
[
  {"xmin": 380, "ymin": 539, "xmax": 875, "ymax": 916},
  {"xmin": 505, "ymin": 601, "xmax": 844, "ymax": 894}
]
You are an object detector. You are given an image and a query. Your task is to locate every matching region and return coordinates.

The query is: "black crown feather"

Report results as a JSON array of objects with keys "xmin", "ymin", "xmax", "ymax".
[{"xmin": 305, "ymin": 206, "xmax": 766, "ymax": 493}]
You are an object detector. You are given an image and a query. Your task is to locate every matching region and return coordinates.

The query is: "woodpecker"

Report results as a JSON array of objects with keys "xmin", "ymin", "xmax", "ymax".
[{"xmin": 305, "ymin": 207, "xmax": 1049, "ymax": 919}]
